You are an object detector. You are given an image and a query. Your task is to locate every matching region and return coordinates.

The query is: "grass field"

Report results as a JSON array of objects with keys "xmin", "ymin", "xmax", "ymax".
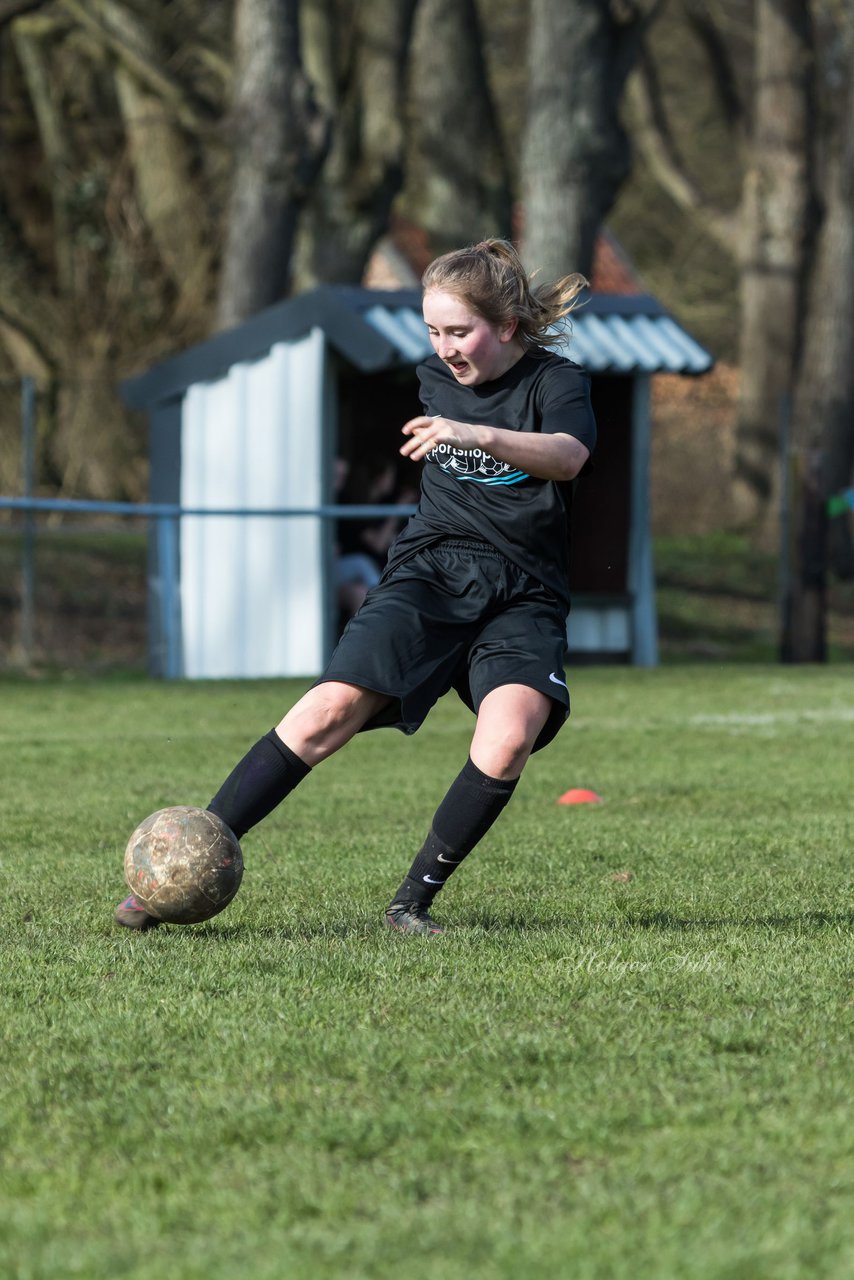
[{"xmin": 1, "ymin": 667, "xmax": 852, "ymax": 1279}]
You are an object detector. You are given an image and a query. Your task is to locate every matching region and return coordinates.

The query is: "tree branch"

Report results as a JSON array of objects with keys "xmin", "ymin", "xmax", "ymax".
[
  {"xmin": 681, "ymin": 0, "xmax": 744, "ymax": 131},
  {"xmin": 58, "ymin": 0, "xmax": 217, "ymax": 130},
  {"xmin": 612, "ymin": 0, "xmax": 668, "ymax": 90},
  {"xmin": 0, "ymin": 0, "xmax": 47, "ymax": 28},
  {"xmin": 627, "ymin": 41, "xmax": 741, "ymax": 254},
  {"xmin": 11, "ymin": 22, "xmax": 75, "ymax": 291},
  {"xmin": 0, "ymin": 307, "xmax": 56, "ymax": 378},
  {"xmin": 0, "ymin": 194, "xmax": 68, "ymax": 367}
]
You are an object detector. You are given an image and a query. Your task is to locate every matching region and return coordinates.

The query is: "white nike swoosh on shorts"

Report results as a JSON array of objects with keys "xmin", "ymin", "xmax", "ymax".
[{"xmin": 548, "ymin": 672, "xmax": 568, "ymax": 689}]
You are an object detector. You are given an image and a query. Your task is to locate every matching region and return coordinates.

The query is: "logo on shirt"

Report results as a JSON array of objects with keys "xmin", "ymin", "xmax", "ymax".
[{"xmin": 427, "ymin": 443, "xmax": 529, "ymax": 486}]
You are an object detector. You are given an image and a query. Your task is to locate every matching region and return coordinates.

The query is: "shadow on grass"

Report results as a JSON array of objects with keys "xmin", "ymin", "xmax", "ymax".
[
  {"xmin": 117, "ymin": 908, "xmax": 854, "ymax": 941},
  {"xmin": 422, "ymin": 907, "xmax": 854, "ymax": 935},
  {"xmin": 131, "ymin": 922, "xmax": 375, "ymax": 942},
  {"xmin": 608, "ymin": 909, "xmax": 854, "ymax": 931}
]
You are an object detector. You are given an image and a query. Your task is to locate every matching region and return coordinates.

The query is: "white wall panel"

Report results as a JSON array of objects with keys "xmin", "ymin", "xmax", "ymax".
[
  {"xmin": 567, "ymin": 605, "xmax": 631, "ymax": 654},
  {"xmin": 180, "ymin": 329, "xmax": 326, "ymax": 678}
]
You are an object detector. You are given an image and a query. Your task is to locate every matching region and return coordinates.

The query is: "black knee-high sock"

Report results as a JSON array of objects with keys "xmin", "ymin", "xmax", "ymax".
[
  {"xmin": 207, "ymin": 729, "xmax": 310, "ymax": 839},
  {"xmin": 393, "ymin": 757, "xmax": 518, "ymax": 907}
]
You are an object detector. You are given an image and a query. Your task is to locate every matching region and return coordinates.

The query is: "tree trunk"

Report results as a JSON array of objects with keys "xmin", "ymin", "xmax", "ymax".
[
  {"xmin": 291, "ymin": 0, "xmax": 418, "ymax": 290},
  {"xmin": 780, "ymin": 447, "xmax": 827, "ymax": 662},
  {"xmin": 520, "ymin": 0, "xmax": 650, "ymax": 279},
  {"xmin": 217, "ymin": 0, "xmax": 328, "ymax": 328},
  {"xmin": 396, "ymin": 0, "xmax": 512, "ymax": 255},
  {"xmin": 733, "ymin": 0, "xmax": 814, "ymax": 532},
  {"xmin": 784, "ymin": 4, "xmax": 854, "ymax": 663},
  {"xmin": 812, "ymin": 21, "xmax": 854, "ymax": 582}
]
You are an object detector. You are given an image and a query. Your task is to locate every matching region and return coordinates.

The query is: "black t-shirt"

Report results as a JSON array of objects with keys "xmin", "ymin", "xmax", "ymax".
[{"xmin": 384, "ymin": 348, "xmax": 597, "ymax": 610}]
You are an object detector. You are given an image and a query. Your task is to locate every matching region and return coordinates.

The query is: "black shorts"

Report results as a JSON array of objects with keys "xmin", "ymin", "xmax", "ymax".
[{"xmin": 317, "ymin": 539, "xmax": 571, "ymax": 753}]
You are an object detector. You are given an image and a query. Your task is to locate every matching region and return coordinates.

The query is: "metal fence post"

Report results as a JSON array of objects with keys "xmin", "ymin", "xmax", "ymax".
[
  {"xmin": 19, "ymin": 377, "xmax": 36, "ymax": 665},
  {"xmin": 156, "ymin": 512, "xmax": 181, "ymax": 679}
]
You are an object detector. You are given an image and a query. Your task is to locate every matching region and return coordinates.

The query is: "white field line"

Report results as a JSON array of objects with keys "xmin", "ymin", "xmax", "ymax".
[
  {"xmin": 573, "ymin": 706, "xmax": 854, "ymax": 733},
  {"xmin": 688, "ymin": 708, "xmax": 854, "ymax": 727}
]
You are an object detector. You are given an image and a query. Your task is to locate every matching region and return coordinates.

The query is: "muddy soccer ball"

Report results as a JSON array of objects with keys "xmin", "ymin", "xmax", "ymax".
[{"xmin": 123, "ymin": 806, "xmax": 243, "ymax": 924}]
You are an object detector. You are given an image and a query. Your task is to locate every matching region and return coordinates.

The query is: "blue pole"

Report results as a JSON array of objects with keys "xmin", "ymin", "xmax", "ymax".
[
  {"xmin": 0, "ymin": 496, "xmax": 416, "ymax": 520},
  {"xmin": 0, "ymin": 494, "xmax": 417, "ymax": 677},
  {"xmin": 20, "ymin": 377, "xmax": 36, "ymax": 664},
  {"xmin": 157, "ymin": 514, "xmax": 181, "ymax": 679}
]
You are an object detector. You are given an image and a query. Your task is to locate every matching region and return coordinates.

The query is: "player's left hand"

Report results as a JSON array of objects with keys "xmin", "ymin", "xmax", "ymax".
[{"xmin": 400, "ymin": 415, "xmax": 483, "ymax": 461}]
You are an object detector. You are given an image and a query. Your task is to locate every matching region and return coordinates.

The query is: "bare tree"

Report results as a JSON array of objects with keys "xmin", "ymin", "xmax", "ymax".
[
  {"xmin": 396, "ymin": 0, "xmax": 513, "ymax": 255},
  {"xmin": 626, "ymin": 1, "xmax": 816, "ymax": 536},
  {"xmin": 78, "ymin": 0, "xmax": 218, "ymax": 321},
  {"xmin": 626, "ymin": 28, "xmax": 740, "ymax": 254},
  {"xmin": 783, "ymin": 5, "xmax": 854, "ymax": 659},
  {"xmin": 521, "ymin": 0, "xmax": 662, "ymax": 279},
  {"xmin": 0, "ymin": 0, "xmax": 231, "ymax": 497},
  {"xmin": 734, "ymin": 0, "xmax": 814, "ymax": 529},
  {"xmin": 217, "ymin": 0, "xmax": 329, "ymax": 327},
  {"xmin": 10, "ymin": 19, "xmax": 75, "ymax": 292},
  {"xmin": 630, "ymin": 0, "xmax": 854, "ymax": 657},
  {"xmin": 290, "ymin": 0, "xmax": 418, "ymax": 289}
]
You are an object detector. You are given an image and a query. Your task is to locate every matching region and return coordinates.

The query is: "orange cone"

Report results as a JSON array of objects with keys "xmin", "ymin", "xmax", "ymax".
[{"xmin": 558, "ymin": 788, "xmax": 602, "ymax": 805}]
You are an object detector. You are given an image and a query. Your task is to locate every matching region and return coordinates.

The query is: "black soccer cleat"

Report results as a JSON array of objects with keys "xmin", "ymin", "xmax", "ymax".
[
  {"xmin": 384, "ymin": 900, "xmax": 445, "ymax": 936},
  {"xmin": 114, "ymin": 893, "xmax": 162, "ymax": 931}
]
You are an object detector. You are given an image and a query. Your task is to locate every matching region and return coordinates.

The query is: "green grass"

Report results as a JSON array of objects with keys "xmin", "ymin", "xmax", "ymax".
[{"xmin": 1, "ymin": 669, "xmax": 853, "ymax": 1279}]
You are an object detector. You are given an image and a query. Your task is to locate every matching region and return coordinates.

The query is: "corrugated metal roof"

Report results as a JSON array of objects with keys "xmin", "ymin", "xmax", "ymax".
[
  {"xmin": 360, "ymin": 296, "xmax": 713, "ymax": 376},
  {"xmin": 363, "ymin": 304, "xmax": 432, "ymax": 362},
  {"xmin": 122, "ymin": 286, "xmax": 713, "ymax": 410}
]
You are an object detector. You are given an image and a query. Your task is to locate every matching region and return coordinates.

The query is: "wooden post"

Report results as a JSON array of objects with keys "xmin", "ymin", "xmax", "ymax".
[{"xmin": 781, "ymin": 446, "xmax": 827, "ymax": 662}]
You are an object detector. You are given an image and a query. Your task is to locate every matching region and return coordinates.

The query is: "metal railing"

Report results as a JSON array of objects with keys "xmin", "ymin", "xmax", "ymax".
[{"xmin": 0, "ymin": 495, "xmax": 416, "ymax": 676}]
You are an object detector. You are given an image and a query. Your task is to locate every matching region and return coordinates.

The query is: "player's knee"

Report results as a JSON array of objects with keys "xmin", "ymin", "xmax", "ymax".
[
  {"xmin": 304, "ymin": 696, "xmax": 344, "ymax": 742},
  {"xmin": 475, "ymin": 727, "xmax": 536, "ymax": 779},
  {"xmin": 503, "ymin": 736, "xmax": 536, "ymax": 776},
  {"xmin": 277, "ymin": 684, "xmax": 362, "ymax": 758}
]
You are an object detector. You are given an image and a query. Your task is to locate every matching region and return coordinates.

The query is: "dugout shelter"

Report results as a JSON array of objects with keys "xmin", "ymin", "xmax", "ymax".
[{"xmin": 122, "ymin": 263, "xmax": 713, "ymax": 679}]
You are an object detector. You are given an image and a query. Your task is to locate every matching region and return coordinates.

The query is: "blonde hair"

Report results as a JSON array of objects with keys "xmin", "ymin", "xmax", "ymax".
[{"xmin": 421, "ymin": 238, "xmax": 588, "ymax": 350}]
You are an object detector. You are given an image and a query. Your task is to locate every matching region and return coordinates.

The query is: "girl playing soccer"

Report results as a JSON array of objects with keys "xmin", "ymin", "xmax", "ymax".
[{"xmin": 116, "ymin": 239, "xmax": 597, "ymax": 935}]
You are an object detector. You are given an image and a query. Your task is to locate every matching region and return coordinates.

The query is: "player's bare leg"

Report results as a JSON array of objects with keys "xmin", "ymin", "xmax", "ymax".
[
  {"xmin": 386, "ymin": 685, "xmax": 552, "ymax": 935},
  {"xmin": 275, "ymin": 682, "xmax": 392, "ymax": 765},
  {"xmin": 201, "ymin": 681, "xmax": 392, "ymax": 843},
  {"xmin": 468, "ymin": 684, "xmax": 551, "ymax": 779}
]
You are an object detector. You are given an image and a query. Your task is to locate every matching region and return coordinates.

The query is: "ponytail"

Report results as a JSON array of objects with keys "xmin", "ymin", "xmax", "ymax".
[{"xmin": 421, "ymin": 238, "xmax": 587, "ymax": 350}]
